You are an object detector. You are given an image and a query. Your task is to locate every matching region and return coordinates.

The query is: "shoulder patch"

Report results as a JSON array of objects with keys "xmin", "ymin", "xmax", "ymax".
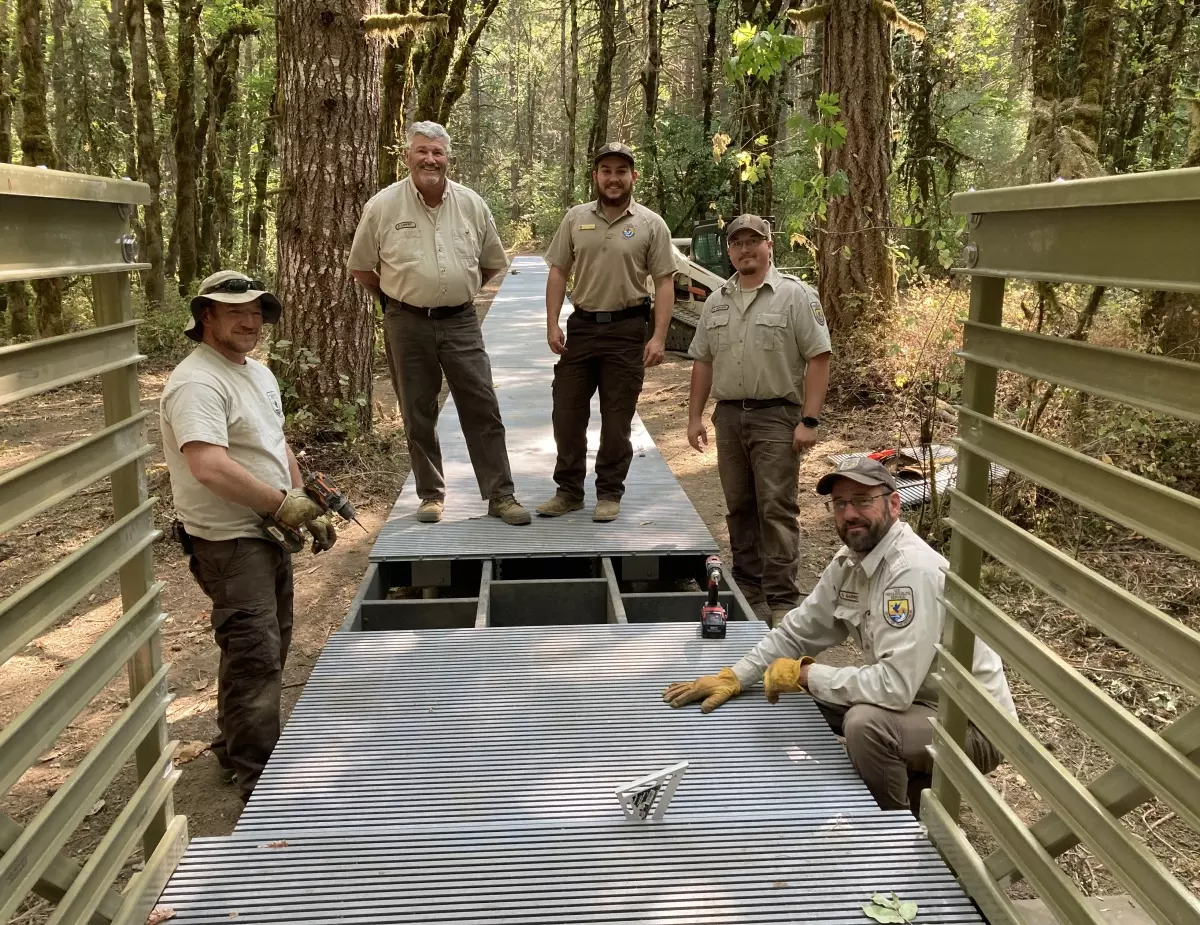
[
  {"xmin": 811, "ymin": 299, "xmax": 826, "ymax": 326},
  {"xmin": 884, "ymin": 586, "xmax": 914, "ymax": 628}
]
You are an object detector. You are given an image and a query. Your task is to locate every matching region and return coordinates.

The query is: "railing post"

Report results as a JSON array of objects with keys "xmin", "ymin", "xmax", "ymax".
[
  {"xmin": 91, "ymin": 271, "xmax": 173, "ymax": 859},
  {"xmin": 932, "ymin": 273, "xmax": 1005, "ymax": 819}
]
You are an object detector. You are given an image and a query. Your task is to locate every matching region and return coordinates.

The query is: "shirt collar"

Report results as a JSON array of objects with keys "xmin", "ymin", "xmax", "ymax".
[
  {"xmin": 590, "ymin": 198, "xmax": 637, "ymax": 222},
  {"xmin": 407, "ymin": 176, "xmax": 451, "ymax": 206},
  {"xmin": 834, "ymin": 519, "xmax": 907, "ymax": 577},
  {"xmin": 721, "ymin": 263, "xmax": 781, "ymax": 296}
]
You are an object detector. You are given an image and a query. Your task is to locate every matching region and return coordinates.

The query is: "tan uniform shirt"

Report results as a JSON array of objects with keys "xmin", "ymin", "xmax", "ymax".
[
  {"xmin": 544, "ymin": 200, "xmax": 676, "ymax": 310},
  {"xmin": 732, "ymin": 521, "xmax": 1017, "ymax": 715},
  {"xmin": 688, "ymin": 267, "xmax": 832, "ymax": 404},
  {"xmin": 348, "ymin": 177, "xmax": 508, "ymax": 307}
]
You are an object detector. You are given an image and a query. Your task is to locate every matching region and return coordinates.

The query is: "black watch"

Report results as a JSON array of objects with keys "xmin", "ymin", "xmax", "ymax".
[{"xmin": 802, "ymin": 416, "xmax": 820, "ymax": 428}]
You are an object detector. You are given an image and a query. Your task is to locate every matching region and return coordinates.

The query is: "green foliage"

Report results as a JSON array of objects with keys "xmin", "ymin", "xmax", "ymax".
[
  {"xmin": 862, "ymin": 892, "xmax": 920, "ymax": 923},
  {"xmin": 724, "ymin": 22, "xmax": 804, "ymax": 83},
  {"xmin": 267, "ymin": 338, "xmax": 320, "ymax": 427},
  {"xmin": 786, "ymin": 94, "xmax": 850, "ymax": 222}
]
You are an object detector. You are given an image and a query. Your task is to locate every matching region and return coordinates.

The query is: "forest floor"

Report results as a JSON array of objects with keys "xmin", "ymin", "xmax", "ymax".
[{"xmin": 3, "ymin": 273, "xmax": 1197, "ymax": 921}]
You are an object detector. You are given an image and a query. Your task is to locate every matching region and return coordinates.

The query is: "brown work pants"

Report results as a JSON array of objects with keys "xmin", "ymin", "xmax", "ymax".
[
  {"xmin": 713, "ymin": 401, "xmax": 802, "ymax": 611},
  {"xmin": 383, "ymin": 305, "xmax": 515, "ymax": 501},
  {"xmin": 815, "ymin": 700, "xmax": 1002, "ymax": 814},
  {"xmin": 188, "ymin": 536, "xmax": 293, "ymax": 802},
  {"xmin": 551, "ymin": 312, "xmax": 647, "ymax": 501}
]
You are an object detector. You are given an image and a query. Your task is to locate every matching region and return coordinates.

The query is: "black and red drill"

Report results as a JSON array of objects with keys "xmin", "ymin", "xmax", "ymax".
[
  {"xmin": 700, "ymin": 554, "xmax": 727, "ymax": 639},
  {"xmin": 262, "ymin": 471, "xmax": 367, "ymax": 553}
]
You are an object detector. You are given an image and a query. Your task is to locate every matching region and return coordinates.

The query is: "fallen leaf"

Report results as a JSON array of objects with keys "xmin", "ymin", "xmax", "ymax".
[
  {"xmin": 86, "ymin": 799, "xmax": 105, "ymax": 817},
  {"xmin": 174, "ymin": 741, "xmax": 211, "ymax": 765},
  {"xmin": 229, "ymin": 913, "xmax": 239, "ymax": 919},
  {"xmin": 772, "ymin": 880, "xmax": 789, "ymax": 888},
  {"xmin": 146, "ymin": 906, "xmax": 177, "ymax": 924},
  {"xmin": 640, "ymin": 521, "xmax": 652, "ymax": 526},
  {"xmin": 191, "ymin": 678, "xmax": 210, "ymax": 691},
  {"xmin": 263, "ymin": 840, "xmax": 288, "ymax": 849}
]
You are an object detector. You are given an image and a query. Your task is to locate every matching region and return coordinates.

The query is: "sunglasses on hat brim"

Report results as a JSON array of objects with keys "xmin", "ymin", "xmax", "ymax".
[{"xmin": 203, "ymin": 278, "xmax": 265, "ymax": 295}]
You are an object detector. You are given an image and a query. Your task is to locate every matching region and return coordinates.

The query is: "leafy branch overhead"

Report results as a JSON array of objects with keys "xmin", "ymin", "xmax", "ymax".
[
  {"xmin": 787, "ymin": 0, "xmax": 925, "ymax": 40},
  {"xmin": 362, "ymin": 12, "xmax": 450, "ymax": 41}
]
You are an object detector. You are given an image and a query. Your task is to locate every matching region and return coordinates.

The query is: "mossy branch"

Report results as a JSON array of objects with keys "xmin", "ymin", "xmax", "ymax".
[
  {"xmin": 788, "ymin": 4, "xmax": 829, "ymax": 25},
  {"xmin": 363, "ymin": 12, "xmax": 449, "ymax": 41},
  {"xmin": 871, "ymin": 0, "xmax": 926, "ymax": 40}
]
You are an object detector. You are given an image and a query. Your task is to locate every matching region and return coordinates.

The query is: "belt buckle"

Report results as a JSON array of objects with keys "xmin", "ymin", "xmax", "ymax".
[
  {"xmin": 427, "ymin": 307, "xmax": 437, "ymax": 318},
  {"xmin": 742, "ymin": 399, "xmax": 755, "ymax": 411},
  {"xmin": 596, "ymin": 311, "xmax": 612, "ymax": 323}
]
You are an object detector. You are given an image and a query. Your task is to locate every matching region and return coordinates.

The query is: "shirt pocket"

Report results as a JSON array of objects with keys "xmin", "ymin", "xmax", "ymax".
[
  {"xmin": 453, "ymin": 229, "xmax": 480, "ymax": 270},
  {"xmin": 380, "ymin": 228, "xmax": 422, "ymax": 268},
  {"xmin": 705, "ymin": 310, "xmax": 731, "ymax": 351},
  {"xmin": 754, "ymin": 313, "xmax": 788, "ymax": 351},
  {"xmin": 834, "ymin": 603, "xmax": 866, "ymax": 651}
]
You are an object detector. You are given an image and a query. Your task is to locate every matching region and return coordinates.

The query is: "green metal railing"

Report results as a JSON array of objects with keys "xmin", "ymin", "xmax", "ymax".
[
  {"xmin": 0, "ymin": 164, "xmax": 186, "ymax": 923},
  {"xmin": 924, "ymin": 168, "xmax": 1200, "ymax": 925}
]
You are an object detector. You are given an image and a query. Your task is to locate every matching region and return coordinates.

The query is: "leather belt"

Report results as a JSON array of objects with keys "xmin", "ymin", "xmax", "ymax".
[
  {"xmin": 387, "ymin": 296, "xmax": 473, "ymax": 319},
  {"xmin": 571, "ymin": 300, "xmax": 651, "ymax": 324},
  {"xmin": 719, "ymin": 397, "xmax": 798, "ymax": 410}
]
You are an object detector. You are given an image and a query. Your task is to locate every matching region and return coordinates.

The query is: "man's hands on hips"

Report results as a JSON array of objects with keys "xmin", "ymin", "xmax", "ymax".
[
  {"xmin": 548, "ymin": 323, "xmax": 566, "ymax": 355},
  {"xmin": 763, "ymin": 656, "xmax": 815, "ymax": 704},
  {"xmin": 662, "ymin": 667, "xmax": 741, "ymax": 713},
  {"xmin": 687, "ymin": 418, "xmax": 708, "ymax": 452},
  {"xmin": 643, "ymin": 335, "xmax": 665, "ymax": 367},
  {"xmin": 793, "ymin": 424, "xmax": 819, "ymax": 454}
]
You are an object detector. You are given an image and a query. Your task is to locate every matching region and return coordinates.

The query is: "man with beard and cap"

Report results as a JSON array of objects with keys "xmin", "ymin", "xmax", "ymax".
[
  {"xmin": 161, "ymin": 270, "xmax": 336, "ymax": 801},
  {"xmin": 348, "ymin": 120, "xmax": 530, "ymax": 527},
  {"xmin": 538, "ymin": 142, "xmax": 677, "ymax": 523},
  {"xmin": 687, "ymin": 214, "xmax": 832, "ymax": 627},
  {"xmin": 662, "ymin": 457, "xmax": 1015, "ymax": 816}
]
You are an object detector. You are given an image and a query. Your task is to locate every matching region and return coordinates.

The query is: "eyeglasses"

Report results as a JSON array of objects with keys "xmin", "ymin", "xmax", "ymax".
[
  {"xmin": 824, "ymin": 490, "xmax": 893, "ymax": 513},
  {"xmin": 205, "ymin": 278, "xmax": 264, "ymax": 295},
  {"xmin": 729, "ymin": 239, "xmax": 766, "ymax": 250}
]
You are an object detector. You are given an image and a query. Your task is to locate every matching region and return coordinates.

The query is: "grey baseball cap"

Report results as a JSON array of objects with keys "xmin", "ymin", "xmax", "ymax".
[
  {"xmin": 592, "ymin": 142, "xmax": 635, "ymax": 167},
  {"xmin": 816, "ymin": 457, "xmax": 898, "ymax": 495},
  {"xmin": 186, "ymin": 270, "xmax": 282, "ymax": 342},
  {"xmin": 726, "ymin": 214, "xmax": 771, "ymax": 239}
]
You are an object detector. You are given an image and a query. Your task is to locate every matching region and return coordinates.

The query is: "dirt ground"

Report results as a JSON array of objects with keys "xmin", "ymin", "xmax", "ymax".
[{"xmin": 3, "ymin": 274, "xmax": 1198, "ymax": 920}]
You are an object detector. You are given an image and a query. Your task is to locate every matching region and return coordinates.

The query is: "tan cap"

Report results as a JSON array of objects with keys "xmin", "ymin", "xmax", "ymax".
[
  {"xmin": 592, "ymin": 142, "xmax": 635, "ymax": 167},
  {"xmin": 186, "ymin": 270, "xmax": 282, "ymax": 342},
  {"xmin": 726, "ymin": 214, "xmax": 771, "ymax": 239},
  {"xmin": 816, "ymin": 457, "xmax": 898, "ymax": 495}
]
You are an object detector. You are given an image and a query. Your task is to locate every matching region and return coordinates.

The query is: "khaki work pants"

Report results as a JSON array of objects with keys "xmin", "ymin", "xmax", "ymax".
[
  {"xmin": 713, "ymin": 401, "xmax": 802, "ymax": 611},
  {"xmin": 814, "ymin": 700, "xmax": 1002, "ymax": 814},
  {"xmin": 383, "ymin": 306, "xmax": 516, "ymax": 501},
  {"xmin": 188, "ymin": 536, "xmax": 293, "ymax": 802},
  {"xmin": 551, "ymin": 312, "xmax": 647, "ymax": 502}
]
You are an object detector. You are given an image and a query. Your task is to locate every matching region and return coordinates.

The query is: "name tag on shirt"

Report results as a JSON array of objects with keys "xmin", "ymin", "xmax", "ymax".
[
  {"xmin": 579, "ymin": 223, "xmax": 597, "ymax": 230},
  {"xmin": 839, "ymin": 589, "xmax": 859, "ymax": 603}
]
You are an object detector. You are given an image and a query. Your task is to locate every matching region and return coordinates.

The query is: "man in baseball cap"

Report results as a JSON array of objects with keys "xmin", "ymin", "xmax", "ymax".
[
  {"xmin": 663, "ymin": 456, "xmax": 1015, "ymax": 817},
  {"xmin": 163, "ymin": 268, "xmax": 329, "ymax": 801}
]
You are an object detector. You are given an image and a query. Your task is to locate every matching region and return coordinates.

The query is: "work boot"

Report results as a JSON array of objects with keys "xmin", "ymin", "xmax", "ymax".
[
  {"xmin": 593, "ymin": 499, "xmax": 621, "ymax": 522},
  {"xmin": 770, "ymin": 608, "xmax": 792, "ymax": 629},
  {"xmin": 417, "ymin": 499, "xmax": 444, "ymax": 523},
  {"xmin": 489, "ymin": 494, "xmax": 531, "ymax": 525},
  {"xmin": 751, "ymin": 600, "xmax": 772, "ymax": 623},
  {"xmin": 536, "ymin": 493, "xmax": 585, "ymax": 517}
]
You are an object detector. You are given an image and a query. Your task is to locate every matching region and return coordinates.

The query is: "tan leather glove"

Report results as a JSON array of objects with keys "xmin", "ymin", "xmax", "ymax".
[
  {"xmin": 275, "ymin": 488, "xmax": 324, "ymax": 529},
  {"xmin": 307, "ymin": 513, "xmax": 337, "ymax": 554},
  {"xmin": 662, "ymin": 667, "xmax": 742, "ymax": 714},
  {"xmin": 763, "ymin": 656, "xmax": 815, "ymax": 704}
]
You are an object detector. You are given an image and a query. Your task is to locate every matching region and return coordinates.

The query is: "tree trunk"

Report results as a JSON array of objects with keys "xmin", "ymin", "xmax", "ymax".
[
  {"xmin": 1074, "ymin": 0, "xmax": 1114, "ymax": 148},
  {"xmin": 818, "ymin": 0, "xmax": 897, "ymax": 331},
  {"xmin": 413, "ymin": 0, "xmax": 466, "ymax": 122},
  {"xmin": 18, "ymin": 0, "xmax": 66, "ymax": 337},
  {"xmin": 1028, "ymin": 0, "xmax": 1063, "ymax": 104},
  {"xmin": 107, "ymin": 0, "xmax": 134, "ymax": 178},
  {"xmin": 276, "ymin": 0, "xmax": 380, "ymax": 435},
  {"xmin": 125, "ymin": 0, "xmax": 164, "ymax": 308},
  {"xmin": 1, "ymin": 0, "xmax": 13, "ymax": 166},
  {"xmin": 173, "ymin": 0, "xmax": 199, "ymax": 293},
  {"xmin": 376, "ymin": 0, "xmax": 409, "ymax": 188},
  {"xmin": 437, "ymin": 0, "xmax": 501, "ymax": 124},
  {"xmin": 50, "ymin": 0, "xmax": 68, "ymax": 166},
  {"xmin": 640, "ymin": 0, "xmax": 665, "ymax": 212},
  {"xmin": 562, "ymin": 0, "xmax": 579, "ymax": 206},
  {"xmin": 144, "ymin": 0, "xmax": 175, "ymax": 107},
  {"xmin": 199, "ymin": 35, "xmax": 240, "ymax": 275},
  {"xmin": 586, "ymin": 0, "xmax": 617, "ymax": 158},
  {"xmin": 1147, "ymin": 0, "xmax": 1187, "ymax": 168},
  {"xmin": 68, "ymin": 0, "xmax": 95, "ymax": 173},
  {"xmin": 468, "ymin": 54, "xmax": 481, "ymax": 187},
  {"xmin": 7, "ymin": 282, "xmax": 35, "ymax": 338},
  {"xmin": 700, "ymin": 0, "xmax": 719, "ymax": 136},
  {"xmin": 248, "ymin": 89, "xmax": 275, "ymax": 274}
]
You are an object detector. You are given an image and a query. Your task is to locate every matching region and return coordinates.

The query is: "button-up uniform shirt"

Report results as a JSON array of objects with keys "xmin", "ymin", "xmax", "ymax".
[
  {"xmin": 348, "ymin": 177, "xmax": 509, "ymax": 307},
  {"xmin": 732, "ymin": 520, "xmax": 1017, "ymax": 715},
  {"xmin": 544, "ymin": 199, "xmax": 676, "ymax": 310},
  {"xmin": 688, "ymin": 266, "xmax": 831, "ymax": 405}
]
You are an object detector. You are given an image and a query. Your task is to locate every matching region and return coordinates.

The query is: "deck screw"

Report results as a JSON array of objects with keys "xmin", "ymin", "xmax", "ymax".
[
  {"xmin": 962, "ymin": 243, "xmax": 979, "ymax": 268},
  {"xmin": 121, "ymin": 234, "xmax": 139, "ymax": 263}
]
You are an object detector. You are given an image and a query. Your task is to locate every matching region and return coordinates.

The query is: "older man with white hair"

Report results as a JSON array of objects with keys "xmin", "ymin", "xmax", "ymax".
[{"xmin": 349, "ymin": 121, "xmax": 529, "ymax": 525}]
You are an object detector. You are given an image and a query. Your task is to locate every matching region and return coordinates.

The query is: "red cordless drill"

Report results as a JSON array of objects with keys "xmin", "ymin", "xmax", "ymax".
[
  {"xmin": 700, "ymin": 555, "xmax": 727, "ymax": 639},
  {"xmin": 262, "ymin": 471, "xmax": 367, "ymax": 553}
]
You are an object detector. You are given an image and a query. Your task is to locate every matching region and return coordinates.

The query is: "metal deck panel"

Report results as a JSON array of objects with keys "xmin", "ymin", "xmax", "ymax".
[
  {"xmin": 159, "ymin": 814, "xmax": 984, "ymax": 924},
  {"xmin": 371, "ymin": 257, "xmax": 716, "ymax": 562},
  {"xmin": 234, "ymin": 624, "xmax": 878, "ymax": 835}
]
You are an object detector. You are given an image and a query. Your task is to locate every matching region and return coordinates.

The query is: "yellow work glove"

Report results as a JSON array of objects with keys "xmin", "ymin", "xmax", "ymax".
[
  {"xmin": 763, "ymin": 656, "xmax": 815, "ymax": 704},
  {"xmin": 275, "ymin": 488, "xmax": 325, "ymax": 529},
  {"xmin": 307, "ymin": 513, "xmax": 337, "ymax": 554},
  {"xmin": 662, "ymin": 667, "xmax": 742, "ymax": 714}
]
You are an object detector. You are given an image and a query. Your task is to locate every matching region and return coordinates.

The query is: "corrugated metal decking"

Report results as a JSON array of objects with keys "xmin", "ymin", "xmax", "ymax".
[
  {"xmin": 370, "ymin": 257, "xmax": 717, "ymax": 561},
  {"xmin": 160, "ymin": 815, "xmax": 984, "ymax": 924},
  {"xmin": 233, "ymin": 624, "xmax": 878, "ymax": 835}
]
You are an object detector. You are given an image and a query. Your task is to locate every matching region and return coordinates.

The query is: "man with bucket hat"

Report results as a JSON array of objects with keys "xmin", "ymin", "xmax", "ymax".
[
  {"xmin": 663, "ymin": 457, "xmax": 1015, "ymax": 816},
  {"xmin": 161, "ymin": 270, "xmax": 333, "ymax": 801},
  {"xmin": 538, "ymin": 142, "xmax": 677, "ymax": 522},
  {"xmin": 687, "ymin": 214, "xmax": 832, "ymax": 628}
]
